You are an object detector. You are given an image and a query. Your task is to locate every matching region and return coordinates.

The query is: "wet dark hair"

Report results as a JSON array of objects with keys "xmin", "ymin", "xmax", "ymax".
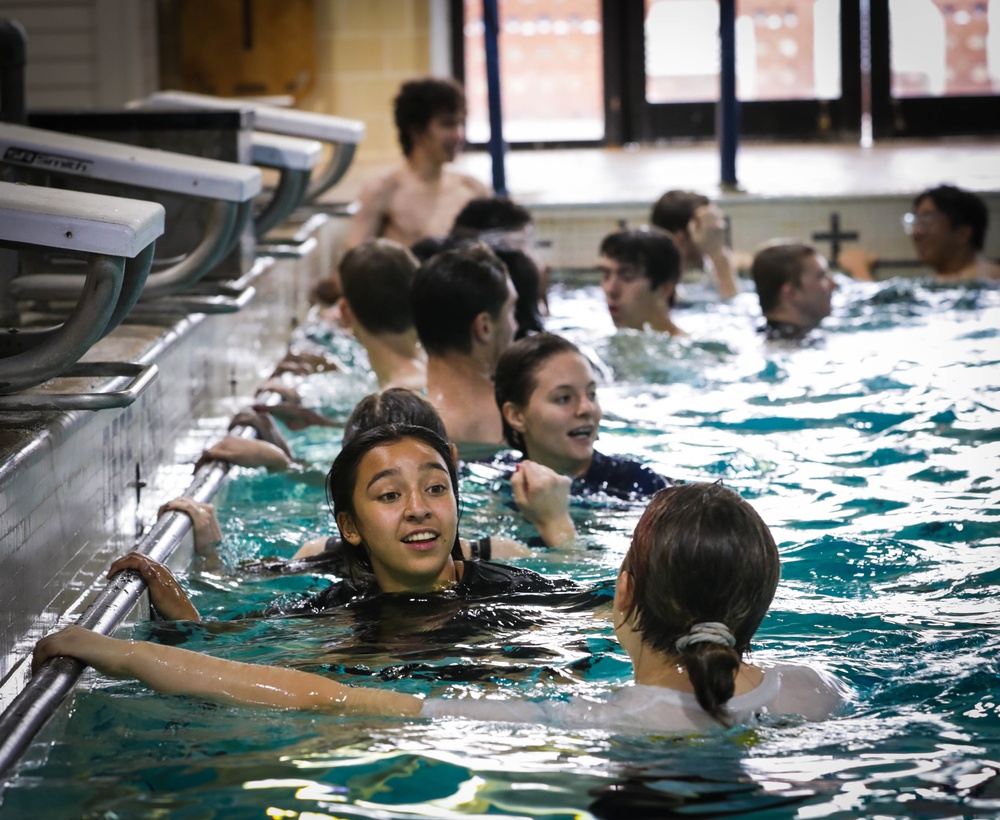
[
  {"xmin": 411, "ymin": 244, "xmax": 510, "ymax": 356},
  {"xmin": 494, "ymin": 333, "xmax": 586, "ymax": 452},
  {"xmin": 751, "ymin": 241, "xmax": 817, "ymax": 314},
  {"xmin": 394, "ymin": 77, "xmax": 465, "ymax": 157},
  {"xmin": 343, "ymin": 389, "xmax": 447, "ymax": 445},
  {"xmin": 621, "ymin": 483, "xmax": 780, "ymax": 724},
  {"xmin": 410, "ymin": 235, "xmax": 453, "ymax": 264},
  {"xmin": 451, "ymin": 196, "xmax": 533, "ymax": 239},
  {"xmin": 327, "ymin": 424, "xmax": 461, "ymax": 583},
  {"xmin": 914, "ymin": 184, "xmax": 988, "ymax": 251},
  {"xmin": 599, "ymin": 227, "xmax": 681, "ymax": 291},
  {"xmin": 492, "ymin": 248, "xmax": 545, "ymax": 339},
  {"xmin": 650, "ymin": 190, "xmax": 711, "ymax": 235},
  {"xmin": 339, "ymin": 239, "xmax": 418, "ymax": 334}
]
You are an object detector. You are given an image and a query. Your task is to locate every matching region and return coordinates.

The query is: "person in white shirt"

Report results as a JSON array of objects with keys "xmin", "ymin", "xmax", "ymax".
[{"xmin": 32, "ymin": 483, "xmax": 849, "ymax": 732}]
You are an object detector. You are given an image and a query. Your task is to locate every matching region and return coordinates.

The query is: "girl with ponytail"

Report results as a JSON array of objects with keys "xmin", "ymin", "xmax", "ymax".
[{"xmin": 34, "ymin": 483, "xmax": 848, "ymax": 731}]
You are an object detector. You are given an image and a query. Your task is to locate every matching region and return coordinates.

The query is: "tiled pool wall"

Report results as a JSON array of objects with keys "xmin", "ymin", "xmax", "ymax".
[
  {"xmin": 0, "ymin": 220, "xmax": 338, "ymax": 710},
  {"xmin": 531, "ymin": 192, "xmax": 1000, "ymax": 272}
]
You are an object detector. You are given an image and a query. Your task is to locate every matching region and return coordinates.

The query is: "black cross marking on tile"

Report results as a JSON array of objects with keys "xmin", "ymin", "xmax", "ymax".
[{"xmin": 812, "ymin": 212, "xmax": 859, "ymax": 264}]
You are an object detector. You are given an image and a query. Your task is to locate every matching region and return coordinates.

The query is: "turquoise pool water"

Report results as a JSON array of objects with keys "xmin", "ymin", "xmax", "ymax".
[{"xmin": 2, "ymin": 275, "xmax": 999, "ymax": 818}]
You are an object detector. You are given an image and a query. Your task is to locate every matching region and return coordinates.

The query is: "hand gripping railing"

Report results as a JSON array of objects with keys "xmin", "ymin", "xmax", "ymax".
[
  {"xmin": 0, "ymin": 181, "xmax": 164, "ymax": 406},
  {"xmin": 140, "ymin": 90, "xmax": 365, "ymax": 202},
  {"xmin": 0, "ymin": 402, "xmax": 278, "ymax": 776}
]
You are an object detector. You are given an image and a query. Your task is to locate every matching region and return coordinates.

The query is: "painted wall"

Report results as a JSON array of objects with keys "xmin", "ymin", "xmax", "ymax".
[{"xmin": 0, "ymin": 0, "xmax": 444, "ymax": 164}]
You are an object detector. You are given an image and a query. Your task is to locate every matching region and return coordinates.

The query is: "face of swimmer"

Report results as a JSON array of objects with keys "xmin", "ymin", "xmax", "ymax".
[
  {"xmin": 336, "ymin": 437, "xmax": 459, "ymax": 593},
  {"xmin": 908, "ymin": 196, "xmax": 973, "ymax": 274},
  {"xmin": 598, "ymin": 256, "xmax": 673, "ymax": 330},
  {"xmin": 501, "ymin": 350, "xmax": 602, "ymax": 477},
  {"xmin": 788, "ymin": 252, "xmax": 836, "ymax": 328},
  {"xmin": 412, "ymin": 111, "xmax": 465, "ymax": 165}
]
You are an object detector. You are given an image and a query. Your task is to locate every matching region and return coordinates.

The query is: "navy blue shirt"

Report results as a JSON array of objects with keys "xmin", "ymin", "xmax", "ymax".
[{"xmin": 494, "ymin": 449, "xmax": 672, "ymax": 501}]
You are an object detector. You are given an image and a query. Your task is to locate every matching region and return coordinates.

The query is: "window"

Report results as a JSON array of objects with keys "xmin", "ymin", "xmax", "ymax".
[{"xmin": 462, "ymin": 0, "xmax": 605, "ymax": 143}]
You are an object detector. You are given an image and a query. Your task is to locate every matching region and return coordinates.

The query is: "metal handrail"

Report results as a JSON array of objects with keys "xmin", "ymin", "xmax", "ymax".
[{"xmin": 0, "ymin": 409, "xmax": 276, "ymax": 776}]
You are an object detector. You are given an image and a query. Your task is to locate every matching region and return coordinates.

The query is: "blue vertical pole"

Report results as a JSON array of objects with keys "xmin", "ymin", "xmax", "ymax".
[
  {"xmin": 719, "ymin": 0, "xmax": 739, "ymax": 188},
  {"xmin": 482, "ymin": 0, "xmax": 507, "ymax": 195}
]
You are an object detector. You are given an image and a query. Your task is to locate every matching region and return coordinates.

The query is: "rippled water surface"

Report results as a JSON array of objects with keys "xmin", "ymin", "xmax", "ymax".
[{"xmin": 3, "ymin": 276, "xmax": 999, "ymax": 818}]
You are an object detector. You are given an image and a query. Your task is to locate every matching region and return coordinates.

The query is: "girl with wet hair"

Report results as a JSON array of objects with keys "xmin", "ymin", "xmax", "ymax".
[
  {"xmin": 36, "ymin": 482, "xmax": 848, "ymax": 731},
  {"xmin": 113, "ymin": 423, "xmax": 574, "ymax": 621},
  {"xmin": 615, "ymin": 482, "xmax": 781, "ymax": 723},
  {"xmin": 491, "ymin": 333, "xmax": 672, "ymax": 545}
]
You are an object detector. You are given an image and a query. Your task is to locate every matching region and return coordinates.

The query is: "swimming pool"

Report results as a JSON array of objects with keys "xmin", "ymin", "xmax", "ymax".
[{"xmin": 2, "ymin": 275, "xmax": 998, "ymax": 818}]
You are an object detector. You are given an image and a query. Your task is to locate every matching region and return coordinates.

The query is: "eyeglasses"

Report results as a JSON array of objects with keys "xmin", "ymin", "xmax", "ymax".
[{"xmin": 902, "ymin": 212, "xmax": 943, "ymax": 234}]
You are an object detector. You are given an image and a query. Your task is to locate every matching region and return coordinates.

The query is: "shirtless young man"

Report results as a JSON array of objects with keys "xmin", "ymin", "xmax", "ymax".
[
  {"xmin": 339, "ymin": 239, "xmax": 426, "ymax": 391},
  {"xmin": 597, "ymin": 227, "xmax": 685, "ymax": 336},
  {"xmin": 411, "ymin": 245, "xmax": 518, "ymax": 460},
  {"xmin": 651, "ymin": 190, "xmax": 742, "ymax": 300},
  {"xmin": 347, "ymin": 77, "xmax": 490, "ymax": 249}
]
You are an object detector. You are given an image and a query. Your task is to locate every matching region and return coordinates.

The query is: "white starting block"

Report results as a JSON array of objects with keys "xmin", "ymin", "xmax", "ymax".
[
  {"xmin": 0, "ymin": 180, "xmax": 164, "ymax": 407},
  {"xmin": 139, "ymin": 90, "xmax": 365, "ymax": 202},
  {"xmin": 250, "ymin": 132, "xmax": 323, "ymax": 237},
  {"xmin": 0, "ymin": 122, "xmax": 262, "ymax": 301}
]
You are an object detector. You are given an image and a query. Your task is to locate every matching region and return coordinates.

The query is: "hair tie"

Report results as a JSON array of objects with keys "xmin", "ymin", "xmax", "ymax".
[{"xmin": 674, "ymin": 622, "xmax": 736, "ymax": 652}]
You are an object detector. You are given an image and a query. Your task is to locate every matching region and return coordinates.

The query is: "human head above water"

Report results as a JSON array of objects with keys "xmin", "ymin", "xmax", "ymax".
[
  {"xmin": 339, "ymin": 239, "xmax": 419, "ymax": 335},
  {"xmin": 751, "ymin": 241, "xmax": 817, "ymax": 315},
  {"xmin": 494, "ymin": 333, "xmax": 599, "ymax": 459},
  {"xmin": 343, "ymin": 389, "xmax": 447, "ymax": 445},
  {"xmin": 451, "ymin": 196, "xmax": 534, "ymax": 246},
  {"xmin": 618, "ymin": 483, "xmax": 780, "ymax": 722},
  {"xmin": 911, "ymin": 184, "xmax": 988, "ymax": 253},
  {"xmin": 327, "ymin": 424, "xmax": 462, "ymax": 584},
  {"xmin": 650, "ymin": 190, "xmax": 712, "ymax": 235},
  {"xmin": 393, "ymin": 77, "xmax": 466, "ymax": 157},
  {"xmin": 411, "ymin": 244, "xmax": 516, "ymax": 358},
  {"xmin": 599, "ymin": 227, "xmax": 682, "ymax": 292}
]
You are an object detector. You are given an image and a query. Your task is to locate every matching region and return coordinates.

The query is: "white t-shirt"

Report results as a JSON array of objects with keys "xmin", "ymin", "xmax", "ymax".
[{"xmin": 421, "ymin": 664, "xmax": 849, "ymax": 732}]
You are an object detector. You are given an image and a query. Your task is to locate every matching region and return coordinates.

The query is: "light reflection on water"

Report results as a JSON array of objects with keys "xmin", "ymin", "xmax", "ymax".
[{"xmin": 3, "ymin": 276, "xmax": 999, "ymax": 817}]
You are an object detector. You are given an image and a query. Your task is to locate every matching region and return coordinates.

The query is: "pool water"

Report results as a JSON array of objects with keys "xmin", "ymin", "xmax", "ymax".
[{"xmin": 2, "ymin": 275, "xmax": 999, "ymax": 818}]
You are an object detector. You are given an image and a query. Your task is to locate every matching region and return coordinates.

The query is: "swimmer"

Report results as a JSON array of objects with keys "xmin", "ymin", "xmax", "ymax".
[
  {"xmin": 346, "ymin": 77, "xmax": 489, "ymax": 249},
  {"xmin": 34, "ymin": 483, "xmax": 850, "ymax": 732},
  {"xmin": 651, "ymin": 189, "xmax": 742, "ymax": 299},
  {"xmin": 494, "ymin": 334, "xmax": 672, "ymax": 526},
  {"xmin": 450, "ymin": 195, "xmax": 550, "ymax": 316},
  {"xmin": 412, "ymin": 245, "xmax": 518, "ymax": 459},
  {"xmin": 751, "ymin": 241, "xmax": 836, "ymax": 341},
  {"xmin": 337, "ymin": 239, "xmax": 426, "ymax": 391},
  {"xmin": 597, "ymin": 227, "xmax": 685, "ymax": 335},
  {"xmin": 170, "ymin": 388, "xmax": 579, "ymax": 571},
  {"xmin": 126, "ymin": 423, "xmax": 577, "ymax": 621},
  {"xmin": 839, "ymin": 185, "xmax": 1000, "ymax": 283}
]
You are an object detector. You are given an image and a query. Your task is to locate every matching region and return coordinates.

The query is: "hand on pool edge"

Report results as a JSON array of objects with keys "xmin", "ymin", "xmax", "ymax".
[
  {"xmin": 32, "ymin": 625, "xmax": 132, "ymax": 678},
  {"xmin": 108, "ymin": 551, "xmax": 201, "ymax": 622}
]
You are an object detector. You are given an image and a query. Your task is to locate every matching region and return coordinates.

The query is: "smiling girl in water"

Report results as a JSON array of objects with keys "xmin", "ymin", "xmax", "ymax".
[{"xmin": 35, "ymin": 482, "xmax": 848, "ymax": 731}]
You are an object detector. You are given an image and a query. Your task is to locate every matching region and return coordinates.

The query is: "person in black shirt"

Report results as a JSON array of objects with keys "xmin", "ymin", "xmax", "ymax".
[
  {"xmin": 115, "ymin": 424, "xmax": 576, "ymax": 621},
  {"xmin": 751, "ymin": 241, "xmax": 836, "ymax": 341},
  {"xmin": 493, "ymin": 334, "xmax": 672, "ymax": 520}
]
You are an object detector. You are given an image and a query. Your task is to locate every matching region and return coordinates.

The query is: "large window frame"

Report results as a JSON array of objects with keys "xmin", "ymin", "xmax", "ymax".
[{"xmin": 451, "ymin": 0, "xmax": 999, "ymax": 147}]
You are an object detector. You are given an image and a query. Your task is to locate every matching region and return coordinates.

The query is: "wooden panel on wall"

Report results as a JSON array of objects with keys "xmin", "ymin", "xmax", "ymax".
[{"xmin": 167, "ymin": 0, "xmax": 317, "ymax": 102}]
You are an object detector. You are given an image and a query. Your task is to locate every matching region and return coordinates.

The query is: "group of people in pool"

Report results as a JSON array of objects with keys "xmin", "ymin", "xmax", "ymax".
[
  {"xmin": 34, "ymin": 337, "xmax": 849, "ymax": 732},
  {"xmin": 34, "ymin": 420, "xmax": 847, "ymax": 731},
  {"xmin": 33, "ymin": 77, "xmax": 997, "ymax": 735}
]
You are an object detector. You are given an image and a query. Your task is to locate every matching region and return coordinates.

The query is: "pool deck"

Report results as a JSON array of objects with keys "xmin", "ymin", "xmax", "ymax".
[
  {"xmin": 326, "ymin": 138, "xmax": 1000, "ymax": 269},
  {"xmin": 333, "ymin": 138, "xmax": 1000, "ymax": 206}
]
